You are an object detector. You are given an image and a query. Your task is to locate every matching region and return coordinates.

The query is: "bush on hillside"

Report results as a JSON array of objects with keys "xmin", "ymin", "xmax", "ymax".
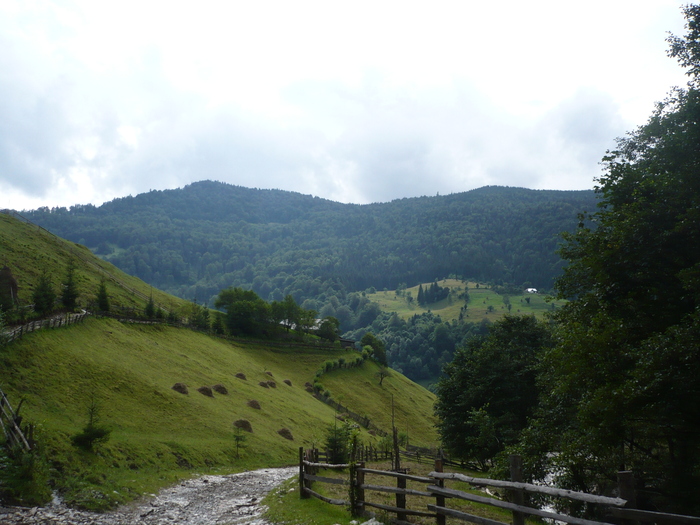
[
  {"xmin": 0, "ymin": 445, "xmax": 51, "ymax": 506},
  {"xmin": 247, "ymin": 400, "xmax": 261, "ymax": 409}
]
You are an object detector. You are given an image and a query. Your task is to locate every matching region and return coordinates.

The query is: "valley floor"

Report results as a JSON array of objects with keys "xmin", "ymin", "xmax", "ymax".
[{"xmin": 0, "ymin": 466, "xmax": 296, "ymax": 525}]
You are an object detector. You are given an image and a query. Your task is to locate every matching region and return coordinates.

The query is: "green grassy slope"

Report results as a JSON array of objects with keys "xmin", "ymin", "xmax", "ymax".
[
  {"xmin": 0, "ymin": 212, "xmax": 183, "ymax": 314},
  {"xmin": 1, "ymin": 212, "xmax": 438, "ymax": 508},
  {"xmin": 368, "ymin": 278, "xmax": 565, "ymax": 322},
  {"xmin": 1, "ymin": 319, "xmax": 436, "ymax": 507}
]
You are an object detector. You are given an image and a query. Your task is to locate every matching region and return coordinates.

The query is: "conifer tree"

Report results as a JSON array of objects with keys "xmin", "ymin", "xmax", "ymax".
[
  {"xmin": 144, "ymin": 293, "xmax": 156, "ymax": 318},
  {"xmin": 32, "ymin": 273, "xmax": 56, "ymax": 316},
  {"xmin": 61, "ymin": 263, "xmax": 79, "ymax": 311},
  {"xmin": 96, "ymin": 278, "xmax": 110, "ymax": 312}
]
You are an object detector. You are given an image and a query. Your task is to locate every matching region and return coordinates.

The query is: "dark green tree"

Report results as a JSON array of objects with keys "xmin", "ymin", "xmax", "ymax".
[
  {"xmin": 0, "ymin": 266, "xmax": 19, "ymax": 312},
  {"xmin": 360, "ymin": 332, "xmax": 387, "ymax": 366},
  {"xmin": 317, "ymin": 316, "xmax": 340, "ymax": 342},
  {"xmin": 31, "ymin": 273, "xmax": 55, "ymax": 317},
  {"xmin": 60, "ymin": 263, "xmax": 79, "ymax": 311},
  {"xmin": 211, "ymin": 312, "xmax": 225, "ymax": 334},
  {"xmin": 215, "ymin": 287, "xmax": 270, "ymax": 336},
  {"xmin": 434, "ymin": 315, "xmax": 552, "ymax": 470},
  {"xmin": 96, "ymin": 278, "xmax": 110, "ymax": 312},
  {"xmin": 517, "ymin": 6, "xmax": 700, "ymax": 512},
  {"xmin": 144, "ymin": 294, "xmax": 156, "ymax": 319}
]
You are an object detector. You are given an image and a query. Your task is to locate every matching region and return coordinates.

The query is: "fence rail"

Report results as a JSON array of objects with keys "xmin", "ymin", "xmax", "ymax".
[
  {"xmin": 3, "ymin": 311, "xmax": 88, "ymax": 344},
  {"xmin": 0, "ymin": 388, "xmax": 32, "ymax": 451},
  {"xmin": 298, "ymin": 448, "xmax": 700, "ymax": 525}
]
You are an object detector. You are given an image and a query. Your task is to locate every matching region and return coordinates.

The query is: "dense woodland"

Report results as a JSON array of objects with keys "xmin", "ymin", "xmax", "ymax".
[
  {"xmin": 26, "ymin": 184, "xmax": 596, "ymax": 308},
  {"xmin": 24, "ymin": 184, "xmax": 596, "ymax": 380}
]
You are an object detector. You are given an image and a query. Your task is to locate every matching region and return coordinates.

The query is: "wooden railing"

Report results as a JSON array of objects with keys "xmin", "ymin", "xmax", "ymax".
[
  {"xmin": 3, "ymin": 310, "xmax": 88, "ymax": 344},
  {"xmin": 298, "ymin": 449, "xmax": 700, "ymax": 525},
  {"xmin": 0, "ymin": 387, "xmax": 32, "ymax": 451}
]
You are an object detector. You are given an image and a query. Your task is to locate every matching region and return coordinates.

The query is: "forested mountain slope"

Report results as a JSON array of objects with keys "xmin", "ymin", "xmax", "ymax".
[{"xmin": 25, "ymin": 182, "xmax": 597, "ymax": 308}]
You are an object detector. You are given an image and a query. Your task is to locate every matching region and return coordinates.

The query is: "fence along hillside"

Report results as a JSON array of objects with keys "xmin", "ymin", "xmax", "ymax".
[{"xmin": 299, "ymin": 448, "xmax": 700, "ymax": 525}]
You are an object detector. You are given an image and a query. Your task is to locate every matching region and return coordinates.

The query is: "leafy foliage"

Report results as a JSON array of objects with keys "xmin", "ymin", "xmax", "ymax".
[
  {"xmin": 513, "ymin": 8, "xmax": 700, "ymax": 513},
  {"xmin": 434, "ymin": 315, "xmax": 552, "ymax": 469},
  {"xmin": 25, "ymin": 185, "xmax": 596, "ymax": 310}
]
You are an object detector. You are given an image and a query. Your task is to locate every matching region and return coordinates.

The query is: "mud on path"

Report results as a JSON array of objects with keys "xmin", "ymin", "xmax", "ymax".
[{"xmin": 0, "ymin": 466, "xmax": 297, "ymax": 525}]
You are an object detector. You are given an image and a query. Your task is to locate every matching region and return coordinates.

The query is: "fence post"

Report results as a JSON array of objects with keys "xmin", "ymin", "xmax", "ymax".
[
  {"xmin": 299, "ymin": 447, "xmax": 309, "ymax": 499},
  {"xmin": 354, "ymin": 461, "xmax": 365, "ymax": 517},
  {"xmin": 617, "ymin": 471, "xmax": 636, "ymax": 508},
  {"xmin": 434, "ymin": 456, "xmax": 446, "ymax": 525},
  {"xmin": 396, "ymin": 473, "xmax": 407, "ymax": 521},
  {"xmin": 509, "ymin": 454, "xmax": 525, "ymax": 525}
]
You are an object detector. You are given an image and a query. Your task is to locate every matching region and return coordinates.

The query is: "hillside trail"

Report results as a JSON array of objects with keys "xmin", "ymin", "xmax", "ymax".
[{"xmin": 0, "ymin": 466, "xmax": 297, "ymax": 525}]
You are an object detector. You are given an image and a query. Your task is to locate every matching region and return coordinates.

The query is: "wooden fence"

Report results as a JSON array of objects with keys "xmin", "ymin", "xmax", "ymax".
[
  {"xmin": 3, "ymin": 310, "xmax": 88, "ymax": 344},
  {"xmin": 0, "ymin": 387, "xmax": 32, "ymax": 451},
  {"xmin": 298, "ymin": 449, "xmax": 700, "ymax": 525}
]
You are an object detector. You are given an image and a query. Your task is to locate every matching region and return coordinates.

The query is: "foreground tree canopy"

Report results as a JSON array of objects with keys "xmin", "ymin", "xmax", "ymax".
[
  {"xmin": 516, "ymin": 6, "xmax": 700, "ymax": 513},
  {"xmin": 434, "ymin": 315, "xmax": 552, "ymax": 470}
]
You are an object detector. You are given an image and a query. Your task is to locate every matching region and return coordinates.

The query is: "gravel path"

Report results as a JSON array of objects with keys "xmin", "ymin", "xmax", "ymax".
[{"xmin": 0, "ymin": 466, "xmax": 297, "ymax": 525}]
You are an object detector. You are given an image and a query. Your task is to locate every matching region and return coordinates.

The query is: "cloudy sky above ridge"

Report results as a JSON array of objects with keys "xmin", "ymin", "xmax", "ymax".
[{"xmin": 0, "ymin": 0, "xmax": 691, "ymax": 210}]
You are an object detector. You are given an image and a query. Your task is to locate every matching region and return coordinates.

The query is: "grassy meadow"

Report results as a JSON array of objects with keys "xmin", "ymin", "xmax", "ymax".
[
  {"xmin": 0, "ymin": 316, "xmax": 438, "ymax": 509},
  {"xmin": 368, "ymin": 278, "xmax": 564, "ymax": 322}
]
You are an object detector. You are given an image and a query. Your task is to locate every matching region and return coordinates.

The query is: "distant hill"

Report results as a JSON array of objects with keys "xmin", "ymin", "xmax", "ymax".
[{"xmin": 23, "ymin": 181, "xmax": 598, "ymax": 311}]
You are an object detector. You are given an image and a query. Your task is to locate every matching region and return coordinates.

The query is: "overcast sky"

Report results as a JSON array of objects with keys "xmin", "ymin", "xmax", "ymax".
[{"xmin": 0, "ymin": 0, "xmax": 692, "ymax": 210}]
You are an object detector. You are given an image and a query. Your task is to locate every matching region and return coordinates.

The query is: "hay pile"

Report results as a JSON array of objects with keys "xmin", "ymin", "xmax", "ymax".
[
  {"xmin": 235, "ymin": 372, "xmax": 247, "ymax": 380},
  {"xmin": 172, "ymin": 383, "xmax": 189, "ymax": 395},
  {"xmin": 267, "ymin": 381, "xmax": 277, "ymax": 388},
  {"xmin": 197, "ymin": 386, "xmax": 214, "ymax": 397},
  {"xmin": 265, "ymin": 371, "xmax": 274, "ymax": 377},
  {"xmin": 212, "ymin": 384, "xmax": 228, "ymax": 395},
  {"xmin": 283, "ymin": 379, "xmax": 292, "ymax": 386},
  {"xmin": 277, "ymin": 428, "xmax": 294, "ymax": 441},
  {"xmin": 258, "ymin": 381, "xmax": 269, "ymax": 388},
  {"xmin": 247, "ymin": 399, "xmax": 261, "ymax": 409},
  {"xmin": 234, "ymin": 419, "xmax": 253, "ymax": 432}
]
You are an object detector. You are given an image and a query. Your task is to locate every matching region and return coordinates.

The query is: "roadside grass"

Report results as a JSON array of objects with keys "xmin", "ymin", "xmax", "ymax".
[
  {"xmin": 275, "ymin": 459, "xmax": 542, "ymax": 525},
  {"xmin": 0, "ymin": 317, "xmax": 438, "ymax": 509},
  {"xmin": 368, "ymin": 279, "xmax": 564, "ymax": 323}
]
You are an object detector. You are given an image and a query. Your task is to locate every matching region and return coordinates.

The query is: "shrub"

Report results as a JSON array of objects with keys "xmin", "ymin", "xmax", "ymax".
[
  {"xmin": 247, "ymin": 400, "xmax": 261, "ymax": 409},
  {"xmin": 258, "ymin": 381, "xmax": 269, "ymax": 388},
  {"xmin": 70, "ymin": 398, "xmax": 110, "ymax": 452},
  {"xmin": 235, "ymin": 372, "xmax": 247, "ymax": 380},
  {"xmin": 283, "ymin": 379, "xmax": 292, "ymax": 386},
  {"xmin": 0, "ymin": 445, "xmax": 51, "ymax": 506},
  {"xmin": 70, "ymin": 425, "xmax": 111, "ymax": 451}
]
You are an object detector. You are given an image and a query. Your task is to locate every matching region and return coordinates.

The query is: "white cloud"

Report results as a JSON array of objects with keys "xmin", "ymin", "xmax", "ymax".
[{"xmin": 0, "ymin": 0, "xmax": 691, "ymax": 210}]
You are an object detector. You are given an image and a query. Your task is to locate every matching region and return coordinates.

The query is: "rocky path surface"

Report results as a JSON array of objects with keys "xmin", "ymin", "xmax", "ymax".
[{"xmin": 0, "ymin": 466, "xmax": 297, "ymax": 525}]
